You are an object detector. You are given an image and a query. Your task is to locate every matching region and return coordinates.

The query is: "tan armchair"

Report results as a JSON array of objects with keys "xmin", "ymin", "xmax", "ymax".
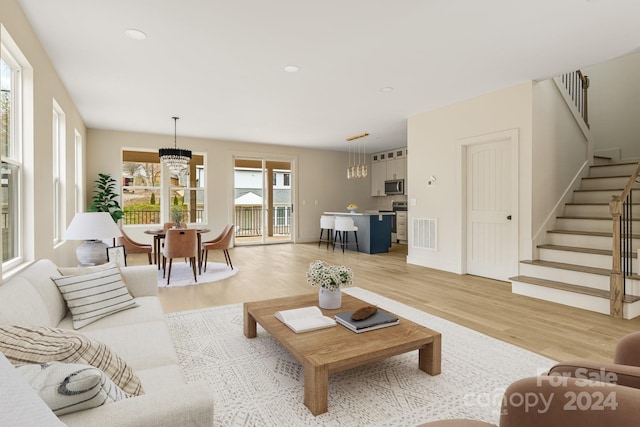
[
  {"xmin": 421, "ymin": 332, "xmax": 640, "ymax": 427},
  {"xmin": 162, "ymin": 229, "xmax": 198, "ymax": 285},
  {"xmin": 116, "ymin": 228, "xmax": 152, "ymax": 264},
  {"xmin": 201, "ymin": 224, "xmax": 234, "ymax": 273}
]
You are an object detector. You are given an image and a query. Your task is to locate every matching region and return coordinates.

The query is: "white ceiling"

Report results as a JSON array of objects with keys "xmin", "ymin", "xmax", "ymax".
[{"xmin": 16, "ymin": 0, "xmax": 640, "ymax": 153}]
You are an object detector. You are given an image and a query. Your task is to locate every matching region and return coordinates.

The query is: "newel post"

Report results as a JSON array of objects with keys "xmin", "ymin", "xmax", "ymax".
[{"xmin": 610, "ymin": 195, "xmax": 624, "ymax": 319}]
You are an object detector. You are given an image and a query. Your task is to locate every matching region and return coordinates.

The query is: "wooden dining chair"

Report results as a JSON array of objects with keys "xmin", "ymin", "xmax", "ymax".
[
  {"xmin": 116, "ymin": 228, "xmax": 153, "ymax": 264},
  {"xmin": 162, "ymin": 229, "xmax": 198, "ymax": 285},
  {"xmin": 201, "ymin": 224, "xmax": 234, "ymax": 272}
]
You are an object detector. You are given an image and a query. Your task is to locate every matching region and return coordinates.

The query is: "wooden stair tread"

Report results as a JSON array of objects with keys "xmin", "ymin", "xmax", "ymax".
[
  {"xmin": 574, "ymin": 188, "xmax": 624, "ymax": 192},
  {"xmin": 537, "ymin": 244, "xmax": 615, "ymax": 256},
  {"xmin": 509, "ymin": 275, "xmax": 640, "ymax": 303},
  {"xmin": 565, "ymin": 202, "xmax": 640, "ymax": 206},
  {"xmin": 538, "ymin": 244, "xmax": 637, "ymax": 258},
  {"xmin": 547, "ymin": 229, "xmax": 640, "ymax": 239},
  {"xmin": 557, "ymin": 216, "xmax": 613, "ymax": 220},
  {"xmin": 590, "ymin": 161, "xmax": 637, "ymax": 167},
  {"xmin": 520, "ymin": 259, "xmax": 611, "ymax": 276},
  {"xmin": 583, "ymin": 175, "xmax": 639, "ymax": 180}
]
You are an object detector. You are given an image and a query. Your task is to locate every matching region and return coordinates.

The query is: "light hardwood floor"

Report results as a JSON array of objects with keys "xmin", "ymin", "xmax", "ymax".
[{"xmin": 137, "ymin": 242, "xmax": 640, "ymax": 363}]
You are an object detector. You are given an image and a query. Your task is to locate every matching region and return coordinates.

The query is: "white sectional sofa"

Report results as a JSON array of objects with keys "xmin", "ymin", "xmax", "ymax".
[{"xmin": 0, "ymin": 259, "xmax": 214, "ymax": 426}]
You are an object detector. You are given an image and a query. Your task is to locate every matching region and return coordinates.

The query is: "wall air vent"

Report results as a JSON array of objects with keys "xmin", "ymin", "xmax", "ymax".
[{"xmin": 412, "ymin": 218, "xmax": 437, "ymax": 250}]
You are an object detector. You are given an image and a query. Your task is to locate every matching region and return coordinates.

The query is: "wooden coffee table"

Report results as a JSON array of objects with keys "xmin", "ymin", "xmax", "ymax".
[{"xmin": 243, "ymin": 293, "xmax": 441, "ymax": 416}]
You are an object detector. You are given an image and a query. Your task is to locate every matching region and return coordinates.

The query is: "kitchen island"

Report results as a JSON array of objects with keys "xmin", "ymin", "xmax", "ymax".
[{"xmin": 323, "ymin": 212, "xmax": 394, "ymax": 254}]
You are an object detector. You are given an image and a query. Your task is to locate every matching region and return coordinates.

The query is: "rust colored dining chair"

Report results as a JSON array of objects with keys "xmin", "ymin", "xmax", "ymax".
[
  {"xmin": 116, "ymin": 228, "xmax": 152, "ymax": 264},
  {"xmin": 201, "ymin": 224, "xmax": 234, "ymax": 273},
  {"xmin": 162, "ymin": 229, "xmax": 198, "ymax": 285}
]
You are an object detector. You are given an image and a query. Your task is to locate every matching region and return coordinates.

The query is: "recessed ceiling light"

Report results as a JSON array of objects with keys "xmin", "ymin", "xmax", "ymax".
[
  {"xmin": 284, "ymin": 65, "xmax": 300, "ymax": 73},
  {"xmin": 124, "ymin": 29, "xmax": 147, "ymax": 40},
  {"xmin": 380, "ymin": 87, "xmax": 394, "ymax": 93}
]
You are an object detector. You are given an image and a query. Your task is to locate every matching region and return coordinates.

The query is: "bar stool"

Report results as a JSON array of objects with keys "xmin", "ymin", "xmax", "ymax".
[
  {"xmin": 333, "ymin": 217, "xmax": 359, "ymax": 253},
  {"xmin": 318, "ymin": 215, "xmax": 335, "ymax": 249}
]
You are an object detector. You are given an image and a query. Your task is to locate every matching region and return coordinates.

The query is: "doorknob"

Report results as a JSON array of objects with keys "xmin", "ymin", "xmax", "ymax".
[{"xmin": 506, "ymin": 215, "xmax": 512, "ymax": 220}]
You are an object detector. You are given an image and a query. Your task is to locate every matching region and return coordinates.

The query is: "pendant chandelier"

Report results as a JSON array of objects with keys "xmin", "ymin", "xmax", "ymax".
[
  {"xmin": 346, "ymin": 133, "xmax": 368, "ymax": 179},
  {"xmin": 159, "ymin": 116, "xmax": 191, "ymax": 175}
]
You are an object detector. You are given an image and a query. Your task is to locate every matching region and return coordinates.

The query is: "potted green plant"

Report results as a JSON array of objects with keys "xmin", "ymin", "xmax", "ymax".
[
  {"xmin": 88, "ymin": 173, "xmax": 124, "ymax": 223},
  {"xmin": 170, "ymin": 205, "xmax": 184, "ymax": 227}
]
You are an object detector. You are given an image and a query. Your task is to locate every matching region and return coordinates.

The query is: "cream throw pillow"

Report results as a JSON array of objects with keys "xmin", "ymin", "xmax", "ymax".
[
  {"xmin": 0, "ymin": 325, "xmax": 144, "ymax": 397},
  {"xmin": 52, "ymin": 263, "xmax": 138, "ymax": 329},
  {"xmin": 57, "ymin": 262, "xmax": 114, "ymax": 277},
  {"xmin": 16, "ymin": 362, "xmax": 128, "ymax": 415}
]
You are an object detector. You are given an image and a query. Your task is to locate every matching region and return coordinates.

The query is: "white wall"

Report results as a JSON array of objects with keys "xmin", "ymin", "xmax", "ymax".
[
  {"xmin": 87, "ymin": 129, "xmax": 373, "ymax": 245},
  {"xmin": 584, "ymin": 51, "xmax": 640, "ymax": 161},
  {"xmin": 531, "ymin": 79, "xmax": 592, "ymax": 251},
  {"xmin": 406, "ymin": 82, "xmax": 534, "ymax": 274},
  {"xmin": 1, "ymin": 0, "xmax": 88, "ymax": 272}
]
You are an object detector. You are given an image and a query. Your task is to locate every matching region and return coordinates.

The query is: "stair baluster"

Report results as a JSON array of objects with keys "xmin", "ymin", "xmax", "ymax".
[
  {"xmin": 609, "ymin": 162, "xmax": 640, "ymax": 318},
  {"xmin": 560, "ymin": 70, "xmax": 590, "ymax": 128}
]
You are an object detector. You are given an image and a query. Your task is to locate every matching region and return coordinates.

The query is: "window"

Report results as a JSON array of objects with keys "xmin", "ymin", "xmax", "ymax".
[
  {"xmin": 122, "ymin": 150, "xmax": 162, "ymax": 225},
  {"xmin": 1, "ymin": 48, "xmax": 22, "ymax": 266},
  {"xmin": 169, "ymin": 156, "xmax": 205, "ymax": 224},
  {"xmin": 283, "ymin": 173, "xmax": 290, "ymax": 187},
  {"xmin": 52, "ymin": 100, "xmax": 65, "ymax": 244},
  {"xmin": 74, "ymin": 130, "xmax": 84, "ymax": 213},
  {"xmin": 121, "ymin": 150, "xmax": 206, "ymax": 225}
]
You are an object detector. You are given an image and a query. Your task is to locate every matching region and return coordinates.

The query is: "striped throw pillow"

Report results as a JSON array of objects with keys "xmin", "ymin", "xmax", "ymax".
[
  {"xmin": 52, "ymin": 263, "xmax": 138, "ymax": 329},
  {"xmin": 0, "ymin": 325, "xmax": 144, "ymax": 396},
  {"xmin": 16, "ymin": 361, "xmax": 128, "ymax": 415}
]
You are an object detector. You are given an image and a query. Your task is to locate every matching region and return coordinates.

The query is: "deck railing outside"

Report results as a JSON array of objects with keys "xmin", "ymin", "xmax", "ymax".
[{"xmin": 234, "ymin": 206, "xmax": 291, "ymax": 237}]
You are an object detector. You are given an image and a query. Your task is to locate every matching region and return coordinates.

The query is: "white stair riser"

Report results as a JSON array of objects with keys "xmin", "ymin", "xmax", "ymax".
[
  {"xmin": 512, "ymin": 281, "xmax": 609, "ymax": 315},
  {"xmin": 573, "ymin": 191, "xmax": 619, "ymax": 204},
  {"xmin": 627, "ymin": 278, "xmax": 640, "ymax": 297},
  {"xmin": 538, "ymin": 248, "xmax": 612, "ymax": 269},
  {"xmin": 547, "ymin": 233, "xmax": 640, "ymax": 252},
  {"xmin": 581, "ymin": 177, "xmax": 640, "ymax": 190},
  {"xmin": 565, "ymin": 204, "xmax": 640, "ymax": 218},
  {"xmin": 556, "ymin": 218, "xmax": 614, "ymax": 232},
  {"xmin": 624, "ymin": 301, "xmax": 640, "ymax": 320},
  {"xmin": 589, "ymin": 164, "xmax": 639, "ymax": 177},
  {"xmin": 519, "ymin": 264, "xmax": 609, "ymax": 290},
  {"xmin": 512, "ymin": 281, "xmax": 640, "ymax": 319},
  {"xmin": 547, "ymin": 233, "xmax": 611, "ymax": 250}
]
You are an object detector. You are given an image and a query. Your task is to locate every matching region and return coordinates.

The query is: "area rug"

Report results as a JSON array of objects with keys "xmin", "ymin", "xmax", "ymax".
[
  {"xmin": 166, "ymin": 287, "xmax": 556, "ymax": 426},
  {"xmin": 157, "ymin": 262, "xmax": 238, "ymax": 287}
]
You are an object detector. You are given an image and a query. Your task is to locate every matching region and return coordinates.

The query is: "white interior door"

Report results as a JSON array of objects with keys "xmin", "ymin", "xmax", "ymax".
[{"xmin": 466, "ymin": 137, "xmax": 516, "ymax": 281}]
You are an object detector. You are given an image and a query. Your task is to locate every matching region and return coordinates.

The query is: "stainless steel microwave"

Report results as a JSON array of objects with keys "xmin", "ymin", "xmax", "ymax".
[{"xmin": 384, "ymin": 179, "xmax": 404, "ymax": 195}]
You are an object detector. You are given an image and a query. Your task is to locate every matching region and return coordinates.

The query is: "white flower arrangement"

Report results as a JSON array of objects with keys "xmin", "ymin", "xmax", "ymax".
[{"xmin": 306, "ymin": 260, "xmax": 353, "ymax": 292}]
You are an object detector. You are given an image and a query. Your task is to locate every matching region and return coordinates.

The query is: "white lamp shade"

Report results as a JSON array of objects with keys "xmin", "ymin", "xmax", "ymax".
[{"xmin": 63, "ymin": 212, "xmax": 122, "ymax": 241}]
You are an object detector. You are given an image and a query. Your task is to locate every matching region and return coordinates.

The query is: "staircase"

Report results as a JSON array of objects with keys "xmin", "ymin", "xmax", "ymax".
[{"xmin": 510, "ymin": 160, "xmax": 640, "ymax": 319}]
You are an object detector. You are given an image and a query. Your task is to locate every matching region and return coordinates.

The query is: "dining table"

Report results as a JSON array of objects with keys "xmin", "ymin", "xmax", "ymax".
[{"xmin": 144, "ymin": 227, "xmax": 211, "ymax": 274}]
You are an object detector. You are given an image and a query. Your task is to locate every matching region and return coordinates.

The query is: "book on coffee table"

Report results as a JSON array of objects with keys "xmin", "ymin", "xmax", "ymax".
[
  {"xmin": 274, "ymin": 306, "xmax": 337, "ymax": 333},
  {"xmin": 334, "ymin": 309, "xmax": 399, "ymax": 333}
]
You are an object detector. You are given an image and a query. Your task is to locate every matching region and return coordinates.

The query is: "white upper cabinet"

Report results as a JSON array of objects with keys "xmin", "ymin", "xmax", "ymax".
[
  {"xmin": 385, "ymin": 148, "xmax": 407, "ymax": 180},
  {"xmin": 371, "ymin": 148, "xmax": 407, "ymax": 196},
  {"xmin": 370, "ymin": 152, "xmax": 386, "ymax": 196}
]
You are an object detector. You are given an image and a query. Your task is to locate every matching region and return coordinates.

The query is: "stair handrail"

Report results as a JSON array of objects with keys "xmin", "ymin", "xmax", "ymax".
[
  {"xmin": 560, "ymin": 70, "xmax": 590, "ymax": 128},
  {"xmin": 609, "ymin": 162, "xmax": 640, "ymax": 318}
]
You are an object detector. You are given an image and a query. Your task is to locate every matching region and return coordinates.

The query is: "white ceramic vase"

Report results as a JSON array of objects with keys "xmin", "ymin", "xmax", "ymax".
[{"xmin": 318, "ymin": 287, "xmax": 342, "ymax": 310}]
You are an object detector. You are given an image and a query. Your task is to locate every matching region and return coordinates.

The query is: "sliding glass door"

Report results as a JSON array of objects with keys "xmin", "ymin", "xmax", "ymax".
[{"xmin": 234, "ymin": 157, "xmax": 293, "ymax": 245}]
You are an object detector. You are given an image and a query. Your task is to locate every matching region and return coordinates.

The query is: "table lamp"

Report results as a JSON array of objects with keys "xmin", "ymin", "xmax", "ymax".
[{"xmin": 63, "ymin": 212, "xmax": 123, "ymax": 265}]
